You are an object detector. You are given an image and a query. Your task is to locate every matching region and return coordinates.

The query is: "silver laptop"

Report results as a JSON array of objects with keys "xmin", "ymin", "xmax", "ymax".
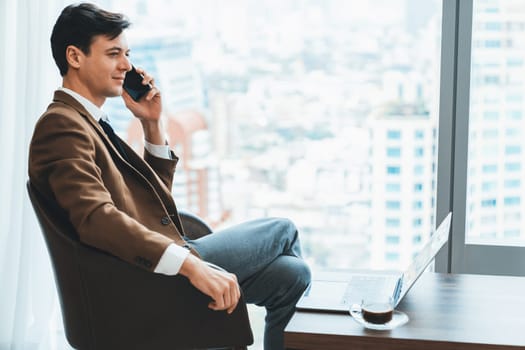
[{"xmin": 296, "ymin": 212, "xmax": 452, "ymax": 313}]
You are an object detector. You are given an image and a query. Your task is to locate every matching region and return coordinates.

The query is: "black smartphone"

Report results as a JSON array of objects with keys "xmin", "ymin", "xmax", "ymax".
[{"xmin": 123, "ymin": 65, "xmax": 152, "ymax": 101}]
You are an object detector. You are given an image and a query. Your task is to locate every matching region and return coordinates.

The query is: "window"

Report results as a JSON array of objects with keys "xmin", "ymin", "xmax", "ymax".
[
  {"xmin": 480, "ymin": 215, "xmax": 497, "ymax": 225},
  {"xmin": 386, "ymin": 201, "xmax": 401, "ymax": 210},
  {"xmin": 506, "ymin": 111, "xmax": 522, "ymax": 120},
  {"xmin": 481, "ymin": 181, "xmax": 497, "ymax": 191},
  {"xmin": 505, "ymin": 163, "xmax": 521, "ymax": 172},
  {"xmin": 387, "ymin": 130, "xmax": 401, "ymax": 140},
  {"xmin": 482, "ymin": 129, "xmax": 498, "ymax": 139},
  {"xmin": 504, "ymin": 179, "xmax": 520, "ymax": 188},
  {"xmin": 386, "ymin": 218, "xmax": 401, "ymax": 228},
  {"xmin": 482, "ymin": 164, "xmax": 497, "ymax": 173},
  {"xmin": 483, "ymin": 111, "xmax": 498, "ymax": 120},
  {"xmin": 485, "ymin": 40, "xmax": 501, "ymax": 48},
  {"xmin": 101, "ymin": 0, "xmax": 442, "ymax": 276},
  {"xmin": 504, "ymin": 230, "xmax": 520, "ymax": 238},
  {"xmin": 481, "ymin": 199, "xmax": 497, "ymax": 207},
  {"xmin": 385, "ymin": 252, "xmax": 400, "ymax": 261},
  {"xmin": 504, "ymin": 212, "xmax": 521, "ymax": 221},
  {"xmin": 506, "ymin": 93, "xmax": 522, "ymax": 102},
  {"xmin": 387, "ymin": 147, "xmax": 401, "ymax": 157},
  {"xmin": 415, "ymin": 130, "xmax": 424, "ymax": 139},
  {"xmin": 387, "ymin": 166, "xmax": 401, "ymax": 175},
  {"xmin": 505, "ymin": 145, "xmax": 521, "ymax": 155},
  {"xmin": 386, "ymin": 236, "xmax": 400, "ymax": 244},
  {"xmin": 466, "ymin": 0, "xmax": 525, "ymax": 254},
  {"xmin": 386, "ymin": 183, "xmax": 401, "ymax": 192},
  {"xmin": 485, "ymin": 22, "xmax": 502, "ymax": 30},
  {"xmin": 506, "ymin": 128, "xmax": 521, "ymax": 137},
  {"xmin": 504, "ymin": 197, "xmax": 520, "ymax": 206}
]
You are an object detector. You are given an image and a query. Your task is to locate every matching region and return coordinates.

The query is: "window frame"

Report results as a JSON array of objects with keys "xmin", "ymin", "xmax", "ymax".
[{"xmin": 435, "ymin": 0, "xmax": 525, "ymax": 276}]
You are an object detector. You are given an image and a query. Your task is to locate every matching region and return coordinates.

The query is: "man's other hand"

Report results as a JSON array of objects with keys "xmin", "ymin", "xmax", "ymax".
[{"xmin": 179, "ymin": 254, "xmax": 240, "ymax": 314}]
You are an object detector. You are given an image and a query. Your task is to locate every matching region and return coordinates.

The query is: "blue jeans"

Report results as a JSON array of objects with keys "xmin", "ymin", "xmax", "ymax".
[{"xmin": 186, "ymin": 217, "xmax": 311, "ymax": 350}]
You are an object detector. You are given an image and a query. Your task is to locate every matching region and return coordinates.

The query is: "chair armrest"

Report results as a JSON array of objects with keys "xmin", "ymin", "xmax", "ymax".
[
  {"xmin": 78, "ymin": 244, "xmax": 253, "ymax": 349},
  {"xmin": 178, "ymin": 209, "xmax": 213, "ymax": 239}
]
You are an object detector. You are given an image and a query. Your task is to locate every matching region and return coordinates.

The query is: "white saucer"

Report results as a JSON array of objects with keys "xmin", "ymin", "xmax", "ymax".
[{"xmin": 349, "ymin": 304, "xmax": 409, "ymax": 331}]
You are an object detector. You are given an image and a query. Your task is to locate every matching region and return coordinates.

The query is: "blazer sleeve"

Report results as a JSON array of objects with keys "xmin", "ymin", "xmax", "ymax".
[
  {"xmin": 143, "ymin": 148, "xmax": 178, "ymax": 191},
  {"xmin": 29, "ymin": 111, "xmax": 174, "ymax": 270}
]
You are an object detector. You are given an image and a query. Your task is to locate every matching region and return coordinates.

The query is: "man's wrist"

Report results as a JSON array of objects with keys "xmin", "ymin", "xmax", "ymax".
[
  {"xmin": 141, "ymin": 119, "xmax": 164, "ymax": 144},
  {"xmin": 179, "ymin": 254, "xmax": 200, "ymax": 277}
]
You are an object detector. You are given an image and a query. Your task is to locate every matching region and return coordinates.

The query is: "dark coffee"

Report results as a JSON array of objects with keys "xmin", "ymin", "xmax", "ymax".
[{"xmin": 361, "ymin": 302, "xmax": 393, "ymax": 324}]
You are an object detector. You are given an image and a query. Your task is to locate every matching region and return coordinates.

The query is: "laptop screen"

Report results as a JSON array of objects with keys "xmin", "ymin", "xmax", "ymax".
[{"xmin": 395, "ymin": 212, "xmax": 452, "ymax": 304}]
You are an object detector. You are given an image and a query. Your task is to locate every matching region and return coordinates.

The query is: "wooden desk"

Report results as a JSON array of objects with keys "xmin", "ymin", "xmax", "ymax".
[{"xmin": 285, "ymin": 272, "xmax": 525, "ymax": 350}]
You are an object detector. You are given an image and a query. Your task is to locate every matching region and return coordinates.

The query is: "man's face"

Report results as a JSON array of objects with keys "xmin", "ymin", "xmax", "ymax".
[{"xmin": 76, "ymin": 33, "xmax": 132, "ymax": 106}]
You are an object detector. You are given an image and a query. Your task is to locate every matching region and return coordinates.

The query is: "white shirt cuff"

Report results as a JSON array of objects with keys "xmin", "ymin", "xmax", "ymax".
[
  {"xmin": 144, "ymin": 140, "xmax": 171, "ymax": 159},
  {"xmin": 154, "ymin": 243, "xmax": 191, "ymax": 275}
]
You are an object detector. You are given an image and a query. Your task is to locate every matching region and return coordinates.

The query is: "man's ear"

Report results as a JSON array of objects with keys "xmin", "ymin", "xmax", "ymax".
[{"xmin": 65, "ymin": 45, "xmax": 83, "ymax": 70}]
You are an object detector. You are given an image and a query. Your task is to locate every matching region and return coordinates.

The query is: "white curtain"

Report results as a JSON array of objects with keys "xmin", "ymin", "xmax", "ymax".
[{"xmin": 0, "ymin": 0, "xmax": 73, "ymax": 349}]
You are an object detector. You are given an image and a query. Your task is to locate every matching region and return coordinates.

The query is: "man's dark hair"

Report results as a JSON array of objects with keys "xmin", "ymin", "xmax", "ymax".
[{"xmin": 51, "ymin": 3, "xmax": 131, "ymax": 76}]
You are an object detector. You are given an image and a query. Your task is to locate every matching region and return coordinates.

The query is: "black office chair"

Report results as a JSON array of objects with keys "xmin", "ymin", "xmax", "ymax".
[{"xmin": 26, "ymin": 181, "xmax": 253, "ymax": 350}]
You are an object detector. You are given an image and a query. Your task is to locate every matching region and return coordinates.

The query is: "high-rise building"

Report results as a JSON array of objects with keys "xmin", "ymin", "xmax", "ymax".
[
  {"xmin": 467, "ymin": 0, "xmax": 525, "ymax": 241},
  {"xmin": 368, "ymin": 103, "xmax": 435, "ymax": 269}
]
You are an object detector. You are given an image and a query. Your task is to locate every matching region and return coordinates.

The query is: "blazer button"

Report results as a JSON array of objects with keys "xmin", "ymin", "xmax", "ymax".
[{"xmin": 161, "ymin": 216, "xmax": 170, "ymax": 225}]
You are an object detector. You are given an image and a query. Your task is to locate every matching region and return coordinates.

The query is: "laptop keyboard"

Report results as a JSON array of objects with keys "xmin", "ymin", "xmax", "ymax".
[{"xmin": 341, "ymin": 275, "xmax": 391, "ymax": 305}]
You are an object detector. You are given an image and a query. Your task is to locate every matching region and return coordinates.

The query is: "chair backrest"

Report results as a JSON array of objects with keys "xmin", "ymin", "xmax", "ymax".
[
  {"xmin": 27, "ymin": 181, "xmax": 253, "ymax": 350},
  {"xmin": 26, "ymin": 181, "xmax": 92, "ymax": 348}
]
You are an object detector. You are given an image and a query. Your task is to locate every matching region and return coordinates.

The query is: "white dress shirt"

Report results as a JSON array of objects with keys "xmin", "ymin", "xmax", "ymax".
[{"xmin": 59, "ymin": 87, "xmax": 189, "ymax": 275}]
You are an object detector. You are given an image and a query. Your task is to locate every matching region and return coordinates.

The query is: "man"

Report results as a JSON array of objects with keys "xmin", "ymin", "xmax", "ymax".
[{"xmin": 28, "ymin": 3, "xmax": 310, "ymax": 349}]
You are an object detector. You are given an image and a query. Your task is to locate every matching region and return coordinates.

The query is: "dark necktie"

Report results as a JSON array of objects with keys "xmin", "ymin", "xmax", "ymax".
[{"xmin": 99, "ymin": 119, "xmax": 129, "ymax": 162}]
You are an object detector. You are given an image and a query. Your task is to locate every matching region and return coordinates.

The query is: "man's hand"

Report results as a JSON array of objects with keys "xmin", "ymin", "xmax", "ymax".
[
  {"xmin": 179, "ymin": 254, "xmax": 241, "ymax": 314},
  {"xmin": 121, "ymin": 67, "xmax": 165, "ymax": 145},
  {"xmin": 121, "ymin": 67, "xmax": 162, "ymax": 122}
]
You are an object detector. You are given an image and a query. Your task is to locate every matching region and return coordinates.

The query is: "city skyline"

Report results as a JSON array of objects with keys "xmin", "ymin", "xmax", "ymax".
[{"xmin": 102, "ymin": 0, "xmax": 443, "ymax": 272}]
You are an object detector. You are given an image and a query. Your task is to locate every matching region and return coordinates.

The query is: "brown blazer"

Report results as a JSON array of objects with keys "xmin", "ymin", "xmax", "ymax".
[{"xmin": 29, "ymin": 90, "xmax": 198, "ymax": 271}]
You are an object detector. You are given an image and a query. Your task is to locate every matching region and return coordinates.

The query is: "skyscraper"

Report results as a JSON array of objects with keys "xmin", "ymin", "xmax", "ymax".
[
  {"xmin": 368, "ymin": 103, "xmax": 435, "ymax": 269},
  {"xmin": 467, "ymin": 0, "xmax": 525, "ymax": 242}
]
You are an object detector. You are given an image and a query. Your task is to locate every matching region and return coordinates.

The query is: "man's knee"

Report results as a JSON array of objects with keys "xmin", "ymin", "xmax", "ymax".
[
  {"xmin": 279, "ymin": 217, "xmax": 297, "ymax": 232},
  {"xmin": 293, "ymin": 258, "xmax": 311, "ymax": 292},
  {"xmin": 266, "ymin": 217, "xmax": 297, "ymax": 236},
  {"xmin": 277, "ymin": 256, "xmax": 311, "ymax": 295},
  {"xmin": 270, "ymin": 217, "xmax": 299, "ymax": 245}
]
